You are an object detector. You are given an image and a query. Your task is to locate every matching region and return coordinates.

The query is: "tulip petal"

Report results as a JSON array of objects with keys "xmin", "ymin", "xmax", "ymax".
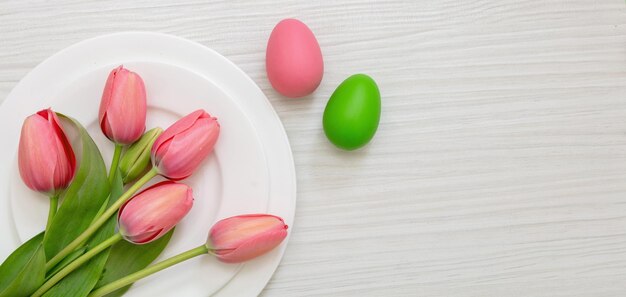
[
  {"xmin": 47, "ymin": 110, "xmax": 76, "ymax": 189},
  {"xmin": 99, "ymin": 66, "xmax": 120, "ymax": 133},
  {"xmin": 118, "ymin": 181, "xmax": 193, "ymax": 244},
  {"xmin": 19, "ymin": 116, "xmax": 57, "ymax": 192},
  {"xmin": 106, "ymin": 71, "xmax": 146, "ymax": 143},
  {"xmin": 151, "ymin": 110, "xmax": 220, "ymax": 180},
  {"xmin": 152, "ymin": 110, "xmax": 206, "ymax": 152},
  {"xmin": 214, "ymin": 228, "xmax": 287, "ymax": 263},
  {"xmin": 126, "ymin": 228, "xmax": 164, "ymax": 245}
]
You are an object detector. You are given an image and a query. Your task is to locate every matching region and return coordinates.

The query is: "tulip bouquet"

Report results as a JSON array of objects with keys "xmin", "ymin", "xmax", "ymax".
[{"xmin": 0, "ymin": 66, "xmax": 289, "ymax": 297}]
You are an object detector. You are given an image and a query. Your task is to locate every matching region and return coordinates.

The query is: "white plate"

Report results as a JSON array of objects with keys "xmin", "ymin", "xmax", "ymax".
[{"xmin": 0, "ymin": 32, "xmax": 296, "ymax": 297}]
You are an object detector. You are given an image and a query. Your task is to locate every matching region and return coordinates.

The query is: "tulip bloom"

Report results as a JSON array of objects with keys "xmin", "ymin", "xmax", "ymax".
[
  {"xmin": 18, "ymin": 109, "xmax": 76, "ymax": 194},
  {"xmin": 118, "ymin": 181, "xmax": 194, "ymax": 244},
  {"xmin": 151, "ymin": 109, "xmax": 220, "ymax": 180},
  {"xmin": 99, "ymin": 65, "xmax": 147, "ymax": 145},
  {"xmin": 207, "ymin": 214, "xmax": 288, "ymax": 263}
]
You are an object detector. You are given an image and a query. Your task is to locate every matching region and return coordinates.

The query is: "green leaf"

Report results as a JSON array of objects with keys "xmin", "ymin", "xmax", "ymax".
[
  {"xmin": 42, "ymin": 215, "xmax": 116, "ymax": 297},
  {"xmin": 46, "ymin": 246, "xmax": 87, "ymax": 279},
  {"xmin": 43, "ymin": 114, "xmax": 111, "ymax": 260},
  {"xmin": 94, "ymin": 230, "xmax": 175, "ymax": 297},
  {"xmin": 43, "ymin": 170, "xmax": 124, "ymax": 297},
  {"xmin": 0, "ymin": 233, "xmax": 46, "ymax": 297}
]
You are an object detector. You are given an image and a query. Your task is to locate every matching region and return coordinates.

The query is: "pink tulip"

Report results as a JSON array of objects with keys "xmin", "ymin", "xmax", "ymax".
[
  {"xmin": 99, "ymin": 65, "xmax": 147, "ymax": 144},
  {"xmin": 151, "ymin": 109, "xmax": 220, "ymax": 180},
  {"xmin": 207, "ymin": 214, "xmax": 288, "ymax": 263},
  {"xmin": 18, "ymin": 109, "xmax": 76, "ymax": 194},
  {"xmin": 118, "ymin": 181, "xmax": 193, "ymax": 244}
]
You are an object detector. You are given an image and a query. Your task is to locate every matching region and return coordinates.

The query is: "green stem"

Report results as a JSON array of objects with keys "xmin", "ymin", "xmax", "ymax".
[
  {"xmin": 33, "ymin": 233, "xmax": 123, "ymax": 297},
  {"xmin": 88, "ymin": 245, "xmax": 208, "ymax": 297},
  {"xmin": 108, "ymin": 144, "xmax": 123, "ymax": 184},
  {"xmin": 45, "ymin": 194, "xmax": 59, "ymax": 231},
  {"xmin": 45, "ymin": 168, "xmax": 158, "ymax": 271}
]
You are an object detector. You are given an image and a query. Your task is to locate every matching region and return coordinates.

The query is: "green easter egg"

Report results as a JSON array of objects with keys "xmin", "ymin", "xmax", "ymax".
[{"xmin": 323, "ymin": 74, "xmax": 381, "ymax": 150}]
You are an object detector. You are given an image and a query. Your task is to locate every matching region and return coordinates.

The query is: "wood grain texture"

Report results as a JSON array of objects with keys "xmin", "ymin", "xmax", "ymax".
[{"xmin": 2, "ymin": 0, "xmax": 626, "ymax": 296}]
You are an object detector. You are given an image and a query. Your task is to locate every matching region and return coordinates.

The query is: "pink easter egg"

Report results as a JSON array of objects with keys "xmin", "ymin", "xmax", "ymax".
[{"xmin": 266, "ymin": 18, "xmax": 324, "ymax": 98}]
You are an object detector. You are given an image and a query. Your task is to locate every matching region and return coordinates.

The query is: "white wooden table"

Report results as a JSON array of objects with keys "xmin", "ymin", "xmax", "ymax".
[{"xmin": 2, "ymin": 1, "xmax": 626, "ymax": 296}]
